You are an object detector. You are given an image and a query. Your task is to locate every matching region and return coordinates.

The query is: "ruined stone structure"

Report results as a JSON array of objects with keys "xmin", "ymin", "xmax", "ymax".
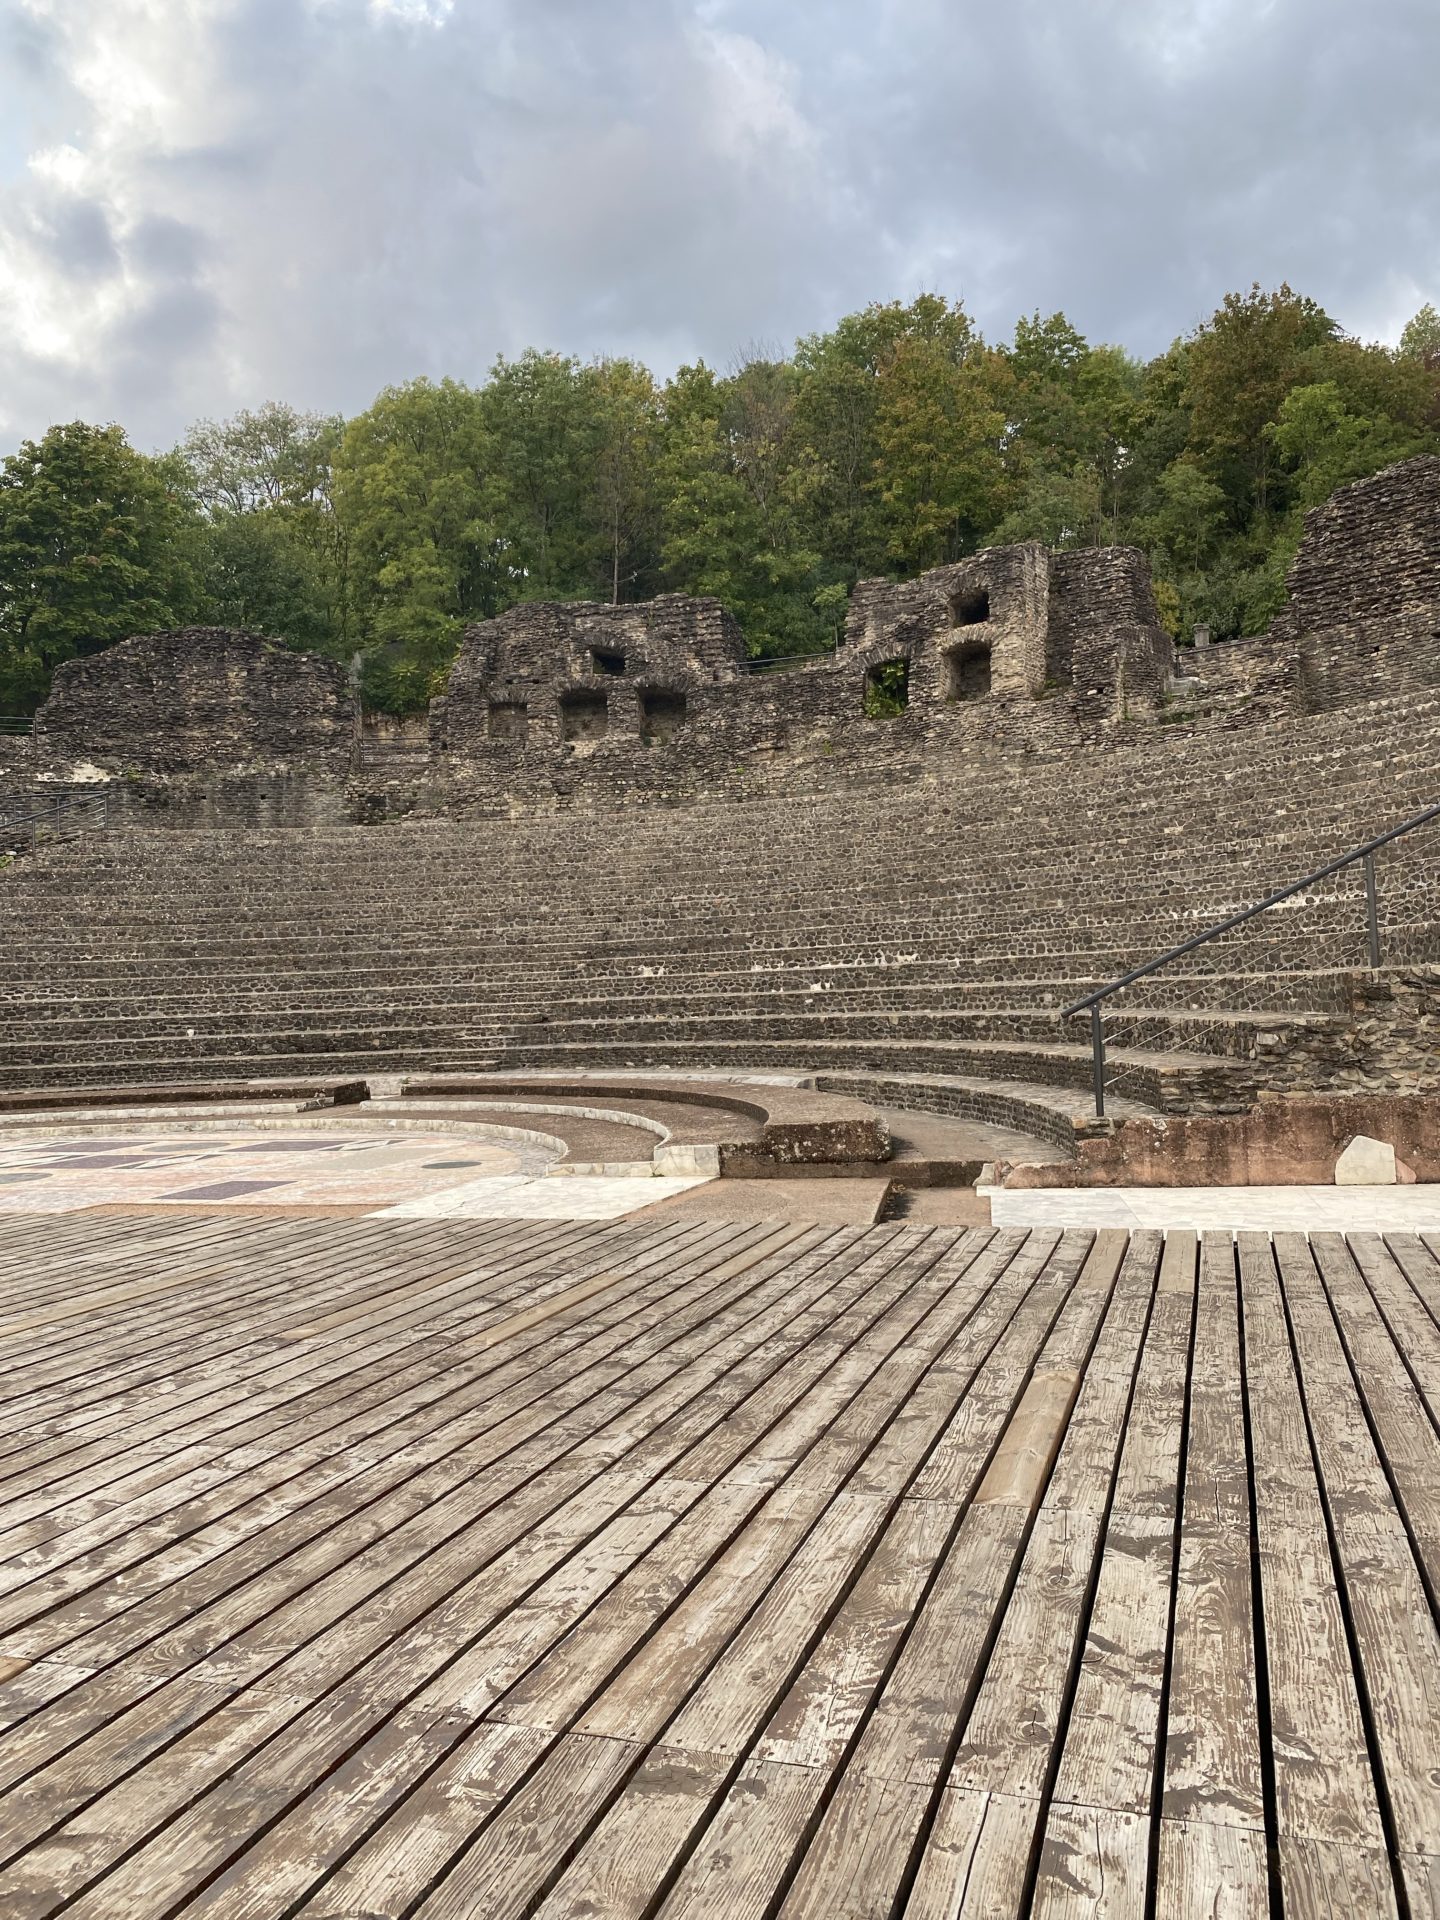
[
  {"xmin": 34, "ymin": 628, "xmax": 358, "ymax": 776},
  {"xmin": 6, "ymin": 457, "xmax": 1438, "ymax": 823},
  {"xmin": 432, "ymin": 593, "xmax": 750, "ymax": 762},
  {"xmin": 0, "ymin": 457, "xmax": 1436, "ymax": 1172},
  {"xmin": 1169, "ymin": 455, "xmax": 1440, "ymax": 725},
  {"xmin": 426, "ymin": 542, "xmax": 1171, "ymax": 814}
]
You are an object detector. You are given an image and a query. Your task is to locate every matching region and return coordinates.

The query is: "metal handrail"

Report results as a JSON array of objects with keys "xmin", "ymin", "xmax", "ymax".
[
  {"xmin": 0, "ymin": 717, "xmax": 33, "ymax": 735},
  {"xmin": 0, "ymin": 787, "xmax": 111, "ymax": 854},
  {"xmin": 743, "ymin": 649, "xmax": 836, "ymax": 672},
  {"xmin": 1062, "ymin": 798, "xmax": 1440, "ymax": 1118}
]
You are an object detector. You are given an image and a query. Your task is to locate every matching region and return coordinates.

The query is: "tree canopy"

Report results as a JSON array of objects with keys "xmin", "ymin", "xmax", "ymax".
[{"xmin": 3, "ymin": 284, "xmax": 1437, "ymax": 714}]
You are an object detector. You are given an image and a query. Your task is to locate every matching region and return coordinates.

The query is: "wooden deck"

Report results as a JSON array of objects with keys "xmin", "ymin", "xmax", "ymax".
[{"xmin": 1, "ymin": 1209, "xmax": 1437, "ymax": 1918}]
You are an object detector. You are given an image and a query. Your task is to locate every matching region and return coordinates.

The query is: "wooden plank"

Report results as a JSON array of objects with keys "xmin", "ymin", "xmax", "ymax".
[
  {"xmin": 1238, "ymin": 1231, "xmax": 1392, "ymax": 1864},
  {"xmin": 768, "ymin": 1233, "xmax": 1133, "ymax": 1916},
  {"xmin": 661, "ymin": 1236, "xmax": 1067, "ymax": 1765},
  {"xmin": 1383, "ymin": 1232, "xmax": 1440, "ymax": 1331},
  {"xmin": 0, "ymin": 1225, "xmax": 939, "ymax": 1912},
  {"xmin": 0, "ymin": 1217, "xmax": 660, "ymax": 1529},
  {"xmin": 479, "ymin": 1231, "xmax": 987, "ymax": 1737},
  {"xmin": 1311, "ymin": 1232, "xmax": 1440, "ymax": 1587},
  {"xmin": 1030, "ymin": 1801, "xmax": 1150, "ymax": 1919},
  {"xmin": 970, "ymin": 1369, "xmax": 1079, "ymax": 1512},
  {"xmin": 3, "ymin": 1215, "xmax": 1431, "ymax": 1918},
  {"xmin": 577, "ymin": 1233, "xmax": 1036, "ymax": 1746},
  {"xmin": 779, "ymin": 1775, "xmax": 933, "ymax": 1920},
  {"xmin": 1277, "ymin": 1837, "xmax": 1398, "ymax": 1918},
  {"xmin": 904, "ymin": 1229, "xmax": 1106, "ymax": 1508},
  {"xmin": 1153, "ymin": 1817, "xmax": 1269, "ymax": 1920},
  {"xmin": 753, "ymin": 1495, "xmax": 955, "ymax": 1772},
  {"xmin": 0, "ymin": 1220, "xmax": 827, "ymax": 1820},
  {"xmin": 1397, "ymin": 1850, "xmax": 1440, "ymax": 1918},
  {"xmin": 1274, "ymin": 1231, "xmax": 1440, "ymax": 1864},
  {"xmin": 1350, "ymin": 1233, "xmax": 1440, "ymax": 1412},
  {"xmin": 898, "ymin": 1788, "xmax": 1037, "ymax": 1919},
  {"xmin": 754, "ymin": 1235, "xmax": 1105, "ymax": 1778},
  {"xmin": 1047, "ymin": 1235, "xmax": 1195, "ymax": 1829},
  {"xmin": 397, "ymin": 1729, "xmax": 635, "ymax": 1920},
  {"xmin": 0, "ymin": 1220, "xmax": 776, "ymax": 1663},
  {"xmin": 529, "ymin": 1743, "xmax": 728, "ymax": 1919},
  {"xmin": 947, "ymin": 1233, "xmax": 1163, "ymax": 1805},
  {"xmin": 648, "ymin": 1757, "xmax": 821, "ymax": 1920},
  {"xmin": 1159, "ymin": 1232, "xmax": 1265, "ymax": 1840},
  {"xmin": 224, "ymin": 1719, "xmax": 549, "ymax": 1920},
  {"xmin": 1047, "ymin": 1514, "xmax": 1173, "ymax": 1825}
]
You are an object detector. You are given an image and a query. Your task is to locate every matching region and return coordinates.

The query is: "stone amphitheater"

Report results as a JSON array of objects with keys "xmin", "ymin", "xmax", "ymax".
[{"xmin": 0, "ymin": 458, "xmax": 1436, "ymax": 1919}]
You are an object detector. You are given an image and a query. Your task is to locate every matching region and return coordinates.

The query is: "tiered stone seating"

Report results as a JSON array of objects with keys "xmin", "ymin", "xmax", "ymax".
[{"xmin": 0, "ymin": 688, "xmax": 1435, "ymax": 1145}]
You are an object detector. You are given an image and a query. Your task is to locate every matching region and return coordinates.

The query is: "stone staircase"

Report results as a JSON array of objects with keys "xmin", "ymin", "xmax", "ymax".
[{"xmin": 0, "ymin": 691, "xmax": 1436, "ymax": 1147}]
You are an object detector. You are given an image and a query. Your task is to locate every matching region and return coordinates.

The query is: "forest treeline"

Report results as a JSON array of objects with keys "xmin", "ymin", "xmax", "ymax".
[{"xmin": 2, "ymin": 285, "xmax": 1438, "ymax": 713}]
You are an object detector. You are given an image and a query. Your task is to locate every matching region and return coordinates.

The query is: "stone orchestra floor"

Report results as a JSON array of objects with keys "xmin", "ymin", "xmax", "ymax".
[
  {"xmin": 0, "ymin": 1129, "xmax": 712, "ymax": 1222},
  {"xmin": 0, "ymin": 1209, "xmax": 1436, "ymax": 1917}
]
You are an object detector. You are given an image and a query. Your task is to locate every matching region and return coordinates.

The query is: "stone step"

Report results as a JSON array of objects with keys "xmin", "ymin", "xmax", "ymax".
[
  {"xmin": 0, "ymin": 969, "xmax": 1359, "ymax": 1022},
  {"xmin": 420, "ymin": 1035, "xmax": 1255, "ymax": 1113},
  {"xmin": 0, "ymin": 1027, "xmax": 1248, "ymax": 1113},
  {"xmin": 9, "ymin": 805, "xmax": 1434, "ymax": 898},
  {"xmin": 0, "ymin": 1000, "xmax": 1336, "ymax": 1067},
  {"xmin": 811, "ymin": 1071, "xmax": 1157, "ymax": 1152},
  {"xmin": 7, "ymin": 835, "xmax": 1429, "ymax": 906}
]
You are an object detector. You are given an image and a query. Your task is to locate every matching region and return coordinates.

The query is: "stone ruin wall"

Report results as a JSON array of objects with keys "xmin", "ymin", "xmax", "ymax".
[
  {"xmin": 427, "ymin": 542, "xmax": 1173, "ymax": 817},
  {"xmin": 1174, "ymin": 455, "xmax": 1440, "ymax": 724},
  {"xmin": 1283, "ymin": 456, "xmax": 1440, "ymax": 712},
  {"xmin": 4, "ymin": 455, "xmax": 1437, "ymax": 824},
  {"xmin": 33, "ymin": 628, "xmax": 357, "ymax": 775},
  {"xmin": 3, "ymin": 628, "xmax": 359, "ymax": 828}
]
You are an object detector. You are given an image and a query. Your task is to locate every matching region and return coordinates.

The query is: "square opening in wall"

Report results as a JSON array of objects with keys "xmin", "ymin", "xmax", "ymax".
[
  {"xmin": 560, "ymin": 689, "xmax": 609, "ymax": 740},
  {"xmin": 863, "ymin": 657, "xmax": 910, "ymax": 719},
  {"xmin": 590, "ymin": 648, "xmax": 626, "ymax": 676},
  {"xmin": 639, "ymin": 689, "xmax": 686, "ymax": 743},
  {"xmin": 487, "ymin": 701, "xmax": 529, "ymax": 743},
  {"xmin": 949, "ymin": 587, "xmax": 990, "ymax": 627},
  {"xmin": 942, "ymin": 641, "xmax": 992, "ymax": 701}
]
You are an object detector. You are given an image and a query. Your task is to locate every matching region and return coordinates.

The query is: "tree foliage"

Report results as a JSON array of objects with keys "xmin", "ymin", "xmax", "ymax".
[
  {"xmin": 0, "ymin": 422, "xmax": 199, "ymax": 711},
  {"xmin": 6, "ymin": 285, "xmax": 1439, "ymax": 714}
]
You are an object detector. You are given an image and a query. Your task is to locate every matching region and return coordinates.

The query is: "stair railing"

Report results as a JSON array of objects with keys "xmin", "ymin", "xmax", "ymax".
[
  {"xmin": 1062, "ymin": 799, "xmax": 1440, "ymax": 1118},
  {"xmin": 0, "ymin": 787, "xmax": 112, "ymax": 856}
]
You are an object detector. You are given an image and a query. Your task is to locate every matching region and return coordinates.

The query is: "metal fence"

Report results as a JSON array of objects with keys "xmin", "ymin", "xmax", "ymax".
[{"xmin": 0, "ymin": 787, "xmax": 112, "ymax": 856}]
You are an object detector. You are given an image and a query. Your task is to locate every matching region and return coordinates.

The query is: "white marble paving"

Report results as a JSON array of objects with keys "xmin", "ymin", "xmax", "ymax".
[
  {"xmin": 371, "ymin": 1171, "xmax": 714, "ymax": 1220},
  {"xmin": 984, "ymin": 1184, "xmax": 1440, "ymax": 1232}
]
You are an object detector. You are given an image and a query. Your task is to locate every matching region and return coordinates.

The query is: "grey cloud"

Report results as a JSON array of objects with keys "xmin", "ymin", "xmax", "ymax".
[
  {"xmin": 0, "ymin": 0, "xmax": 1435, "ymax": 454},
  {"xmin": 23, "ymin": 190, "xmax": 119, "ymax": 278}
]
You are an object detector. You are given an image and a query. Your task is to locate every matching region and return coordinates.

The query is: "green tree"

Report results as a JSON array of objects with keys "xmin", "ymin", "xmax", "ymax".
[
  {"xmin": 793, "ymin": 294, "xmax": 994, "ymax": 576},
  {"xmin": 179, "ymin": 402, "xmax": 340, "ymax": 513},
  {"xmin": 658, "ymin": 361, "xmax": 822, "ymax": 655},
  {"xmin": 869, "ymin": 335, "xmax": 1011, "ymax": 570},
  {"xmin": 1183, "ymin": 283, "xmax": 1338, "ymax": 519},
  {"xmin": 991, "ymin": 462, "xmax": 1103, "ymax": 549},
  {"xmin": 589, "ymin": 358, "xmax": 663, "ymax": 604},
  {"xmin": 0, "ymin": 422, "xmax": 198, "ymax": 711},
  {"xmin": 480, "ymin": 351, "xmax": 601, "ymax": 600},
  {"xmin": 333, "ymin": 378, "xmax": 495, "ymax": 708},
  {"xmin": 1399, "ymin": 303, "xmax": 1440, "ymax": 365},
  {"xmin": 1149, "ymin": 459, "xmax": 1229, "ymax": 572},
  {"xmin": 1267, "ymin": 379, "xmax": 1425, "ymax": 509},
  {"xmin": 177, "ymin": 401, "xmax": 349, "ymax": 655},
  {"xmin": 192, "ymin": 510, "xmax": 339, "ymax": 651}
]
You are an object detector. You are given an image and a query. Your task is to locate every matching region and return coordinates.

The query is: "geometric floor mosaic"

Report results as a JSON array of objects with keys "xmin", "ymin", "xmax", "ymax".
[{"xmin": 0, "ymin": 1128, "xmax": 543, "ymax": 1214}]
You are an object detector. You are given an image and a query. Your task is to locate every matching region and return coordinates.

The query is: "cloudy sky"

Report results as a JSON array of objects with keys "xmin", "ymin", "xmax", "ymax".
[{"xmin": 1, "ymin": 0, "xmax": 1436, "ymax": 453}]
